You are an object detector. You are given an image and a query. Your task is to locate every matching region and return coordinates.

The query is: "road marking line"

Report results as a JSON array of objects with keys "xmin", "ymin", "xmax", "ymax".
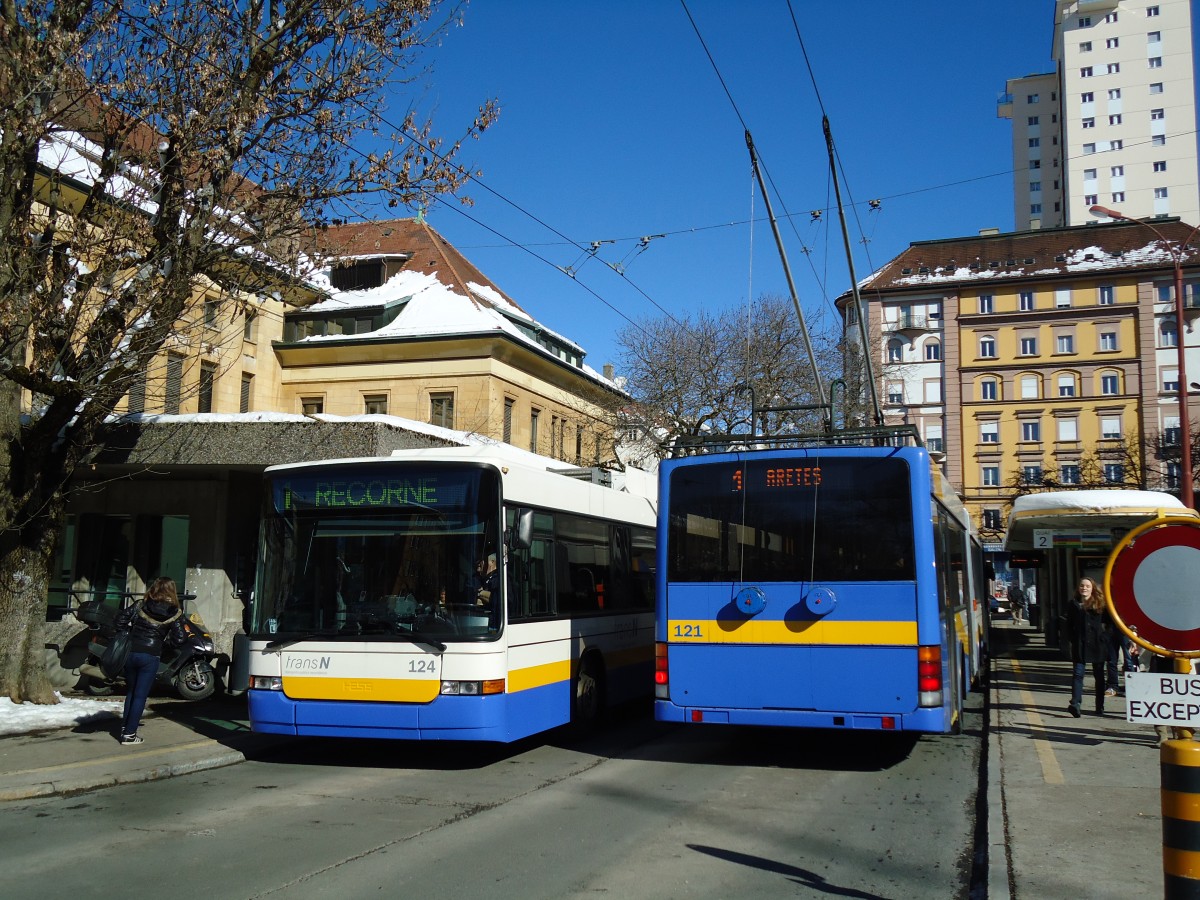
[{"xmin": 1010, "ymin": 658, "xmax": 1064, "ymax": 785}]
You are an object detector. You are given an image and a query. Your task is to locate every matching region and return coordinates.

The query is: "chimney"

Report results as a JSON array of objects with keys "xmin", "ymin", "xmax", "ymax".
[{"xmin": 603, "ymin": 363, "xmax": 614, "ymax": 381}]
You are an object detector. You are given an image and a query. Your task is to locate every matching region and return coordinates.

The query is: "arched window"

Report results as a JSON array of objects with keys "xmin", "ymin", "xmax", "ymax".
[
  {"xmin": 924, "ymin": 339, "xmax": 941, "ymax": 361},
  {"xmin": 1160, "ymin": 320, "xmax": 1178, "ymax": 348},
  {"xmin": 887, "ymin": 339, "xmax": 903, "ymax": 362}
]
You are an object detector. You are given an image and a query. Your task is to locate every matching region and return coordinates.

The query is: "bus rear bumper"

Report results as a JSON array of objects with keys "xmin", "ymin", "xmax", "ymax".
[{"xmin": 654, "ymin": 700, "xmax": 948, "ymax": 733}]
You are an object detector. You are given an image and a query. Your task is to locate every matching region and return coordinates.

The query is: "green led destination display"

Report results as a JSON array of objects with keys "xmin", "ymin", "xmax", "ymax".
[{"xmin": 271, "ymin": 466, "xmax": 491, "ymax": 512}]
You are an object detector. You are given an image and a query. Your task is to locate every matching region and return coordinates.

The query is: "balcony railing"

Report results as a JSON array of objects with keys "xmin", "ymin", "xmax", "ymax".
[{"xmin": 888, "ymin": 313, "xmax": 941, "ymax": 334}]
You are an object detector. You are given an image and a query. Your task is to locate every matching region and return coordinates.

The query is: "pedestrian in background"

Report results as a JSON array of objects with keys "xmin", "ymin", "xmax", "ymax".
[
  {"xmin": 1064, "ymin": 576, "xmax": 1118, "ymax": 717},
  {"xmin": 1026, "ymin": 583, "xmax": 1038, "ymax": 628},
  {"xmin": 113, "ymin": 576, "xmax": 190, "ymax": 745},
  {"xmin": 1010, "ymin": 583, "xmax": 1026, "ymax": 625}
]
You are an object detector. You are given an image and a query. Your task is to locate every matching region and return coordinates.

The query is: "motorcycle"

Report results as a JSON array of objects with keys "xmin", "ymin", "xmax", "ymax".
[{"xmin": 76, "ymin": 598, "xmax": 220, "ymax": 701}]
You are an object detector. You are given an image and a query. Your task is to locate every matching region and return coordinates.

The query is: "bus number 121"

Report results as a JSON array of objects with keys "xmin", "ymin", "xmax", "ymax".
[{"xmin": 673, "ymin": 623, "xmax": 704, "ymax": 639}]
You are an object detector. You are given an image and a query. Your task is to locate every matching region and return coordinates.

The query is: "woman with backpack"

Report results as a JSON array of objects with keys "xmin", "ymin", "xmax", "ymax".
[{"xmin": 113, "ymin": 577, "xmax": 191, "ymax": 744}]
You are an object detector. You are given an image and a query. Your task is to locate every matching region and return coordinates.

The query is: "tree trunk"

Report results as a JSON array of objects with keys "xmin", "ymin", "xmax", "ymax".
[{"xmin": 0, "ymin": 538, "xmax": 59, "ymax": 705}]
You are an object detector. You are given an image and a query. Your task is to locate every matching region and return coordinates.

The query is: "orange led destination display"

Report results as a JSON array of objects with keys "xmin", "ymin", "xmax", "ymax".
[{"xmin": 732, "ymin": 466, "xmax": 823, "ymax": 491}]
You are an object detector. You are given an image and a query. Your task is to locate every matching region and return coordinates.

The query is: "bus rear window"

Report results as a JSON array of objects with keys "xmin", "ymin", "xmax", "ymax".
[{"xmin": 667, "ymin": 456, "xmax": 915, "ymax": 582}]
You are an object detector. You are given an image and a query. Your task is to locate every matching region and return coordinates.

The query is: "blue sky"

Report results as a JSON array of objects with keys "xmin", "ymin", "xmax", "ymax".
[{"xmin": 387, "ymin": 0, "xmax": 1057, "ymax": 372}]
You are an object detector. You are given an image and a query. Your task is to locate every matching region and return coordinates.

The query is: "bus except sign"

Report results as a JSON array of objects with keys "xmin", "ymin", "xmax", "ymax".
[{"xmin": 1125, "ymin": 673, "xmax": 1200, "ymax": 726}]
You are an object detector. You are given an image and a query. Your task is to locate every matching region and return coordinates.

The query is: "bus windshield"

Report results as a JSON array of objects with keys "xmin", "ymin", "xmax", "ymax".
[
  {"xmin": 667, "ymin": 456, "xmax": 915, "ymax": 582},
  {"xmin": 252, "ymin": 464, "xmax": 502, "ymax": 641}
]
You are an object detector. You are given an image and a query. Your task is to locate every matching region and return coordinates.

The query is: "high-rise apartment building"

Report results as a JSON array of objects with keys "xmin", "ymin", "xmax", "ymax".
[{"xmin": 999, "ymin": 0, "xmax": 1199, "ymax": 230}]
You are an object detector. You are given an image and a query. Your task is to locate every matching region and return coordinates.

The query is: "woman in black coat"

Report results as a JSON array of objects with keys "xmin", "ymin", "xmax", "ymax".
[
  {"xmin": 1064, "ymin": 576, "xmax": 1117, "ymax": 717},
  {"xmin": 113, "ymin": 577, "xmax": 190, "ymax": 744}
]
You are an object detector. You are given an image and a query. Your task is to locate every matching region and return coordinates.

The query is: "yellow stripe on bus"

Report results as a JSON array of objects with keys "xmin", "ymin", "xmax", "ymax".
[
  {"xmin": 666, "ymin": 619, "xmax": 918, "ymax": 646},
  {"xmin": 508, "ymin": 659, "xmax": 572, "ymax": 693},
  {"xmin": 283, "ymin": 676, "xmax": 440, "ymax": 703}
]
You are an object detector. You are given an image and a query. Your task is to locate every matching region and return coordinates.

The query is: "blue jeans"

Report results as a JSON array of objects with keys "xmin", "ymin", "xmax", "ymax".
[
  {"xmin": 121, "ymin": 651, "xmax": 159, "ymax": 736},
  {"xmin": 1071, "ymin": 660, "xmax": 1111, "ymax": 708}
]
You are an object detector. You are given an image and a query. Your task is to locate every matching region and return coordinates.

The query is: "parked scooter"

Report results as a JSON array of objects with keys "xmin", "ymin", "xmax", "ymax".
[{"xmin": 76, "ymin": 598, "xmax": 219, "ymax": 701}]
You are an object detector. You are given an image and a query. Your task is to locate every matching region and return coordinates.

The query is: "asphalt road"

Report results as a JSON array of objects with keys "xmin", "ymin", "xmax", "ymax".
[{"xmin": 0, "ymin": 698, "xmax": 985, "ymax": 899}]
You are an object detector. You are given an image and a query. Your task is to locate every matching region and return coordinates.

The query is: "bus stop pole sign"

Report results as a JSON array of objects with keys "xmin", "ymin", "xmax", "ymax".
[{"xmin": 1105, "ymin": 517, "xmax": 1200, "ymax": 658}]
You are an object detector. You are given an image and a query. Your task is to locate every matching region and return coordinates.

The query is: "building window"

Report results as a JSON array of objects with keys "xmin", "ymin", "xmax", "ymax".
[
  {"xmin": 1099, "ymin": 331, "xmax": 1118, "ymax": 351},
  {"xmin": 1107, "ymin": 63, "xmax": 1120, "ymax": 74},
  {"xmin": 1154, "ymin": 160, "xmax": 1167, "ymax": 172},
  {"xmin": 887, "ymin": 339, "xmax": 903, "ymax": 362},
  {"xmin": 1149, "ymin": 57, "xmax": 1162, "ymax": 68},
  {"xmin": 203, "ymin": 298, "xmax": 219, "ymax": 328},
  {"xmin": 1161, "ymin": 321, "xmax": 1178, "ymax": 347},
  {"xmin": 1029, "ymin": 137, "xmax": 1040, "ymax": 148},
  {"xmin": 1155, "ymin": 187, "xmax": 1169, "ymax": 198},
  {"xmin": 1029, "ymin": 182, "xmax": 1041, "ymax": 193},
  {"xmin": 1104, "ymin": 463, "xmax": 1125, "ymax": 483},
  {"xmin": 1082, "ymin": 117, "xmax": 1095, "ymax": 128},
  {"xmin": 924, "ymin": 340, "xmax": 941, "ymax": 361},
  {"xmin": 1058, "ymin": 374, "xmax": 1076, "ymax": 397},
  {"xmin": 503, "ymin": 397, "xmax": 515, "ymax": 443},
  {"xmin": 1148, "ymin": 6, "xmax": 1160, "ymax": 16},
  {"xmin": 1101, "ymin": 373, "xmax": 1120, "ymax": 394},
  {"xmin": 530, "ymin": 408, "xmax": 540, "ymax": 453},
  {"xmin": 1079, "ymin": 42, "xmax": 1092, "ymax": 53},
  {"xmin": 1083, "ymin": 143, "xmax": 1096, "ymax": 154},
  {"xmin": 243, "ymin": 313, "xmax": 257, "ymax": 342},
  {"xmin": 1061, "ymin": 465, "xmax": 1081, "ymax": 485},
  {"xmin": 1151, "ymin": 108, "xmax": 1165, "ymax": 120},
  {"xmin": 1151, "ymin": 82, "xmax": 1164, "ymax": 94},
  {"xmin": 982, "ymin": 466, "xmax": 1000, "ymax": 487},
  {"xmin": 240, "ymin": 374, "xmax": 252, "ymax": 413},
  {"xmin": 1084, "ymin": 167, "xmax": 1097, "ymax": 180},
  {"xmin": 1080, "ymin": 67, "xmax": 1093, "ymax": 78},
  {"xmin": 983, "ymin": 509, "xmax": 1002, "ymax": 530},
  {"xmin": 1163, "ymin": 368, "xmax": 1180, "ymax": 392},
  {"xmin": 978, "ymin": 294, "xmax": 994, "ymax": 314},
  {"xmin": 1030, "ymin": 203, "xmax": 1042, "ymax": 214},
  {"xmin": 1112, "ymin": 191, "xmax": 1125, "ymax": 202},
  {"xmin": 981, "ymin": 379, "xmax": 998, "ymax": 401},
  {"xmin": 1099, "ymin": 284, "xmax": 1115, "ymax": 305},
  {"xmin": 1109, "ymin": 89, "xmax": 1121, "ymax": 100},
  {"xmin": 127, "ymin": 372, "xmax": 146, "ymax": 414},
  {"xmin": 1027, "ymin": 116, "xmax": 1039, "ymax": 126},
  {"xmin": 1057, "ymin": 334, "xmax": 1075, "ymax": 353},
  {"xmin": 165, "ymin": 353, "xmax": 184, "ymax": 414},
  {"xmin": 198, "ymin": 362, "xmax": 216, "ymax": 414},
  {"xmin": 887, "ymin": 383, "xmax": 904, "ymax": 404},
  {"xmin": 1020, "ymin": 336, "xmax": 1037, "ymax": 355},
  {"xmin": 1107, "ymin": 37, "xmax": 1120, "ymax": 48},
  {"xmin": 1029, "ymin": 159, "xmax": 1041, "ymax": 169},
  {"xmin": 1020, "ymin": 291, "xmax": 1035, "ymax": 311},
  {"xmin": 1102, "ymin": 418, "xmax": 1122, "ymax": 439},
  {"xmin": 1028, "ymin": 93, "xmax": 1040, "ymax": 103},
  {"xmin": 981, "ymin": 422, "xmax": 999, "ymax": 443},
  {"xmin": 1022, "ymin": 466, "xmax": 1044, "ymax": 485},
  {"xmin": 363, "ymin": 394, "xmax": 388, "ymax": 415},
  {"xmin": 1167, "ymin": 462, "xmax": 1182, "ymax": 489},
  {"xmin": 1021, "ymin": 374, "xmax": 1040, "ymax": 399},
  {"xmin": 1080, "ymin": 16, "xmax": 1091, "ymax": 26},
  {"xmin": 1152, "ymin": 135, "xmax": 1166, "ymax": 146},
  {"xmin": 1111, "ymin": 166, "xmax": 1124, "ymax": 177},
  {"xmin": 1109, "ymin": 114, "xmax": 1122, "ymax": 125},
  {"xmin": 1056, "ymin": 289, "xmax": 1073, "ymax": 309},
  {"xmin": 1084, "ymin": 193, "xmax": 1098, "ymax": 205},
  {"xmin": 979, "ymin": 336, "xmax": 997, "ymax": 358},
  {"xmin": 1059, "ymin": 418, "xmax": 1079, "ymax": 441},
  {"xmin": 1022, "ymin": 421, "xmax": 1041, "ymax": 442},
  {"xmin": 429, "ymin": 392, "xmax": 454, "ymax": 429}
]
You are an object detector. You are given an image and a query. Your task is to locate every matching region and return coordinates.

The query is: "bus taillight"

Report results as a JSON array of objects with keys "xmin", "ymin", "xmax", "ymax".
[
  {"xmin": 918, "ymin": 645, "xmax": 943, "ymax": 707},
  {"xmin": 654, "ymin": 642, "xmax": 669, "ymax": 698}
]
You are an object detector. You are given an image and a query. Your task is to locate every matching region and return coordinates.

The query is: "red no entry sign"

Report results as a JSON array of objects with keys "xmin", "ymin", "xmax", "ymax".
[{"xmin": 1106, "ymin": 517, "xmax": 1200, "ymax": 656}]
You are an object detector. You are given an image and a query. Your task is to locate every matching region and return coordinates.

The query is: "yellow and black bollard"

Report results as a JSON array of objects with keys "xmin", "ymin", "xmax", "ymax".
[{"xmin": 1163, "ymin": 657, "xmax": 1200, "ymax": 899}]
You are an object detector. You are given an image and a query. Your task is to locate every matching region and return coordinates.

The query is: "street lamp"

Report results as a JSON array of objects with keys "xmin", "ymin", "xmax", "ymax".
[{"xmin": 1090, "ymin": 205, "xmax": 1199, "ymax": 508}]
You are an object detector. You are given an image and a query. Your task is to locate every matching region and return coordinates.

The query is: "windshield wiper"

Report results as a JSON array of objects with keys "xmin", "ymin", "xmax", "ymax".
[{"xmin": 262, "ymin": 631, "xmax": 354, "ymax": 651}]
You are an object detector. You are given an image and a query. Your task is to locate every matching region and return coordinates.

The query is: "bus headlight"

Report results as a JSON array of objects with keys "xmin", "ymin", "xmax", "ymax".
[
  {"xmin": 440, "ymin": 680, "xmax": 505, "ymax": 695},
  {"xmin": 250, "ymin": 676, "xmax": 283, "ymax": 691}
]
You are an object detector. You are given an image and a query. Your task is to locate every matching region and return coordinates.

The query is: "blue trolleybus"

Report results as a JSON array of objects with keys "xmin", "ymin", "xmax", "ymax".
[
  {"xmin": 246, "ymin": 445, "xmax": 657, "ymax": 741},
  {"xmin": 654, "ymin": 427, "xmax": 986, "ymax": 734}
]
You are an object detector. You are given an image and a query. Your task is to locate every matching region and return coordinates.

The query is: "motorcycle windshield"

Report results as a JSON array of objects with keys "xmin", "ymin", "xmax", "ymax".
[{"xmin": 252, "ymin": 464, "xmax": 503, "ymax": 643}]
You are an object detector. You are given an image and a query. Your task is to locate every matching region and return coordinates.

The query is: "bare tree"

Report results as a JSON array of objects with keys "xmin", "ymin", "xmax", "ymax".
[
  {"xmin": 0, "ymin": 0, "xmax": 497, "ymax": 702},
  {"xmin": 615, "ymin": 294, "xmax": 840, "ymax": 457}
]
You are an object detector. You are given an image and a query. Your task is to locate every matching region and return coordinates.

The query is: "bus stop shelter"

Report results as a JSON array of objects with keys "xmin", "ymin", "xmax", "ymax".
[{"xmin": 1004, "ymin": 490, "xmax": 1195, "ymax": 648}]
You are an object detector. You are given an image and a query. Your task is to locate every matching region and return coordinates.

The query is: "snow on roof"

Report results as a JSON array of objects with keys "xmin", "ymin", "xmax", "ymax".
[
  {"xmin": 1010, "ymin": 490, "xmax": 1186, "ymax": 515},
  {"xmin": 294, "ymin": 269, "xmax": 616, "ymax": 388}
]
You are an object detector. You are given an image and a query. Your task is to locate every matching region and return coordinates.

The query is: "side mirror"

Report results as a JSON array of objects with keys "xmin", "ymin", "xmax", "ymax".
[{"xmin": 510, "ymin": 508, "xmax": 534, "ymax": 550}]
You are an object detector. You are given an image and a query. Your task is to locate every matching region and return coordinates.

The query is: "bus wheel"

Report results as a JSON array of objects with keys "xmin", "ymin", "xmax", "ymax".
[{"xmin": 572, "ymin": 653, "xmax": 606, "ymax": 732}]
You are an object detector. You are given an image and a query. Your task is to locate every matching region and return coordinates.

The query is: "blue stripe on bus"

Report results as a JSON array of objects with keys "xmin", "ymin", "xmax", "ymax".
[{"xmin": 247, "ymin": 680, "xmax": 573, "ymax": 742}]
